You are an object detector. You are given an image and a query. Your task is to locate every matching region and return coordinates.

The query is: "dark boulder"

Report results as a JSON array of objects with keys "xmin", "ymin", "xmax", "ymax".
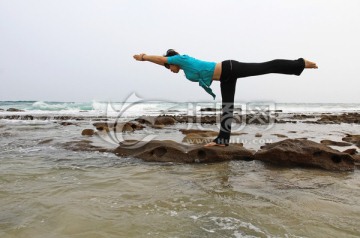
[
  {"xmin": 81, "ymin": 129, "xmax": 95, "ymax": 136},
  {"xmin": 7, "ymin": 108, "xmax": 24, "ymax": 112},
  {"xmin": 154, "ymin": 116, "xmax": 176, "ymax": 126},
  {"xmin": 254, "ymin": 139, "xmax": 354, "ymax": 171}
]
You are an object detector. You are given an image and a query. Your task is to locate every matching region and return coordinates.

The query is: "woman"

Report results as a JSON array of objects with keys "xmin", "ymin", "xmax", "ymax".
[{"xmin": 133, "ymin": 49, "xmax": 318, "ymax": 147}]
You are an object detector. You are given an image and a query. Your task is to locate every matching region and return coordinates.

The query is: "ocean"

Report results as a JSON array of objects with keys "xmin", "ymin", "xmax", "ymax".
[{"xmin": 1, "ymin": 101, "xmax": 360, "ymax": 237}]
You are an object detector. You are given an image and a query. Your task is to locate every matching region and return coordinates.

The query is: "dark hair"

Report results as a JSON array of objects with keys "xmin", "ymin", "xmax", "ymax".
[{"xmin": 163, "ymin": 49, "xmax": 179, "ymax": 69}]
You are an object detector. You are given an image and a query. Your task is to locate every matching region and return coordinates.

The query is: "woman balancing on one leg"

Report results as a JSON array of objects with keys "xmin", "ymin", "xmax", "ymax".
[{"xmin": 133, "ymin": 50, "xmax": 318, "ymax": 147}]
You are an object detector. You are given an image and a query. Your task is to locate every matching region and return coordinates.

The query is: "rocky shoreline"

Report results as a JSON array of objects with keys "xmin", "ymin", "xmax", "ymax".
[
  {"xmin": 1, "ymin": 109, "xmax": 360, "ymax": 171},
  {"xmin": 74, "ymin": 114, "xmax": 360, "ymax": 171},
  {"xmin": 1, "ymin": 111, "xmax": 360, "ymax": 124}
]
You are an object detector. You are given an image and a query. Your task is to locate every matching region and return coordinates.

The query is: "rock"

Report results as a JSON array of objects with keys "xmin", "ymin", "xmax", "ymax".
[
  {"xmin": 59, "ymin": 122, "xmax": 77, "ymax": 126},
  {"xmin": 0, "ymin": 108, "xmax": 4, "ymax": 111},
  {"xmin": 38, "ymin": 139, "xmax": 54, "ymax": 144},
  {"xmin": 180, "ymin": 129, "xmax": 219, "ymax": 144},
  {"xmin": 353, "ymin": 154, "xmax": 360, "ymax": 164},
  {"xmin": 180, "ymin": 129, "xmax": 246, "ymax": 144},
  {"xmin": 81, "ymin": 129, "xmax": 95, "ymax": 136},
  {"xmin": 255, "ymin": 133, "xmax": 262, "ymax": 137},
  {"xmin": 200, "ymin": 107, "xmax": 218, "ymax": 112},
  {"xmin": 343, "ymin": 148, "xmax": 357, "ymax": 155},
  {"xmin": 272, "ymin": 134, "xmax": 288, "ymax": 138},
  {"xmin": 62, "ymin": 140, "xmax": 111, "ymax": 153},
  {"xmin": 254, "ymin": 139, "xmax": 354, "ymax": 171},
  {"xmin": 114, "ymin": 140, "xmax": 254, "ymax": 163},
  {"xmin": 6, "ymin": 108, "xmax": 24, "ymax": 112},
  {"xmin": 342, "ymin": 134, "xmax": 360, "ymax": 148},
  {"xmin": 180, "ymin": 129, "xmax": 217, "ymax": 135},
  {"xmin": 317, "ymin": 113, "xmax": 360, "ymax": 124},
  {"xmin": 154, "ymin": 116, "xmax": 176, "ymax": 126},
  {"xmin": 320, "ymin": 140, "xmax": 352, "ymax": 147},
  {"xmin": 135, "ymin": 117, "xmax": 154, "ymax": 125},
  {"xmin": 93, "ymin": 122, "xmax": 110, "ymax": 132},
  {"xmin": 93, "ymin": 121, "xmax": 145, "ymax": 132}
]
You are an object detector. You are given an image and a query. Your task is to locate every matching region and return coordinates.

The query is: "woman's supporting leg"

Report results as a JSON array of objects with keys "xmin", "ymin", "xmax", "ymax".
[{"xmin": 211, "ymin": 75, "xmax": 238, "ymax": 146}]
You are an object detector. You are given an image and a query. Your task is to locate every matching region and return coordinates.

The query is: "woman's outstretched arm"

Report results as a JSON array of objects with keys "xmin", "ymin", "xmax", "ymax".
[{"xmin": 133, "ymin": 53, "xmax": 168, "ymax": 66}]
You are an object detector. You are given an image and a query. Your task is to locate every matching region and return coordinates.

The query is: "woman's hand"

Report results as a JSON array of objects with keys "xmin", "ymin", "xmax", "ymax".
[
  {"xmin": 133, "ymin": 53, "xmax": 146, "ymax": 61},
  {"xmin": 133, "ymin": 54, "xmax": 167, "ymax": 66}
]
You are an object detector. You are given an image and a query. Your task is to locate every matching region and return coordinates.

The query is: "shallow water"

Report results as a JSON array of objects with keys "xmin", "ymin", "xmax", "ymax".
[{"xmin": 1, "ymin": 117, "xmax": 360, "ymax": 237}]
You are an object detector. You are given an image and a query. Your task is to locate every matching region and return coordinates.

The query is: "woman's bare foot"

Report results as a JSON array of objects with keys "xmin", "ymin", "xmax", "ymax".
[
  {"xmin": 204, "ymin": 142, "xmax": 226, "ymax": 147},
  {"xmin": 304, "ymin": 59, "xmax": 318, "ymax": 69}
]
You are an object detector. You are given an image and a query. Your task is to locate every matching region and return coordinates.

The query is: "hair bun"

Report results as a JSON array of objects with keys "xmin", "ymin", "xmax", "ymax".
[{"xmin": 164, "ymin": 49, "xmax": 179, "ymax": 57}]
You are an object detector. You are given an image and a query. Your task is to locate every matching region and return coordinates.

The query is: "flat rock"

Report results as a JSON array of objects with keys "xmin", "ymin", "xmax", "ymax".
[
  {"xmin": 342, "ymin": 134, "xmax": 360, "ymax": 148},
  {"xmin": 272, "ymin": 134, "xmax": 288, "ymax": 138},
  {"xmin": 254, "ymin": 139, "xmax": 354, "ymax": 171},
  {"xmin": 320, "ymin": 140, "xmax": 352, "ymax": 147},
  {"xmin": 114, "ymin": 140, "xmax": 254, "ymax": 163},
  {"xmin": 6, "ymin": 108, "xmax": 24, "ymax": 112}
]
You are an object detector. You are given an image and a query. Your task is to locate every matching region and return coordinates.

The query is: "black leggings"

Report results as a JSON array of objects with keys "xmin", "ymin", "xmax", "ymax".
[{"xmin": 213, "ymin": 58, "xmax": 305, "ymax": 146}]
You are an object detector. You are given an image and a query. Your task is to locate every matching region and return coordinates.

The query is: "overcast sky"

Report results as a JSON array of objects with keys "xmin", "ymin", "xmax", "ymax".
[{"xmin": 0, "ymin": 0, "xmax": 359, "ymax": 103}]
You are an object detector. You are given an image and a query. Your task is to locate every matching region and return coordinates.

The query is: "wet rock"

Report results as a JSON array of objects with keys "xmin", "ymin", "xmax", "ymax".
[
  {"xmin": 38, "ymin": 139, "xmax": 54, "ymax": 144},
  {"xmin": 154, "ymin": 116, "xmax": 176, "ymax": 126},
  {"xmin": 291, "ymin": 114, "xmax": 316, "ymax": 119},
  {"xmin": 59, "ymin": 122, "xmax": 77, "ymax": 126},
  {"xmin": 320, "ymin": 140, "xmax": 352, "ymax": 147},
  {"xmin": 200, "ymin": 107, "xmax": 218, "ymax": 112},
  {"xmin": 200, "ymin": 115, "xmax": 217, "ymax": 124},
  {"xmin": 82, "ymin": 129, "xmax": 95, "ymax": 136},
  {"xmin": 353, "ymin": 155, "xmax": 360, "ymax": 165},
  {"xmin": 122, "ymin": 122, "xmax": 138, "ymax": 132},
  {"xmin": 343, "ymin": 148, "xmax": 357, "ymax": 155},
  {"xmin": 7, "ymin": 108, "xmax": 24, "ymax": 112},
  {"xmin": 0, "ymin": 108, "xmax": 4, "ymax": 111},
  {"xmin": 317, "ymin": 113, "xmax": 360, "ymax": 124},
  {"xmin": 93, "ymin": 121, "xmax": 145, "ymax": 133},
  {"xmin": 93, "ymin": 122, "xmax": 110, "ymax": 132},
  {"xmin": 181, "ymin": 129, "xmax": 219, "ymax": 144},
  {"xmin": 180, "ymin": 129, "xmax": 217, "ymax": 135},
  {"xmin": 272, "ymin": 134, "xmax": 288, "ymax": 138},
  {"xmin": 254, "ymin": 139, "xmax": 354, "ymax": 171},
  {"xmin": 255, "ymin": 133, "xmax": 262, "ymax": 137},
  {"xmin": 135, "ymin": 117, "xmax": 154, "ymax": 125},
  {"xmin": 342, "ymin": 134, "xmax": 360, "ymax": 148},
  {"xmin": 114, "ymin": 140, "xmax": 254, "ymax": 163},
  {"xmin": 180, "ymin": 129, "xmax": 245, "ymax": 144},
  {"xmin": 63, "ymin": 140, "xmax": 111, "ymax": 153}
]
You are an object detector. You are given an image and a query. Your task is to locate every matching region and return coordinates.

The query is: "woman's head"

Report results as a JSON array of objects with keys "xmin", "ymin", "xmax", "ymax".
[{"xmin": 164, "ymin": 49, "xmax": 180, "ymax": 73}]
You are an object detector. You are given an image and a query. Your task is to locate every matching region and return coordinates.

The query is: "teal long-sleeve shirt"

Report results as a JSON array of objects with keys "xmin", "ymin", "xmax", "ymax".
[{"xmin": 167, "ymin": 55, "xmax": 216, "ymax": 100}]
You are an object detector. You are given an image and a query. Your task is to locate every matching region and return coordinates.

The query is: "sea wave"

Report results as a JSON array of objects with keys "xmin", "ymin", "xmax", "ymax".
[{"xmin": 30, "ymin": 101, "xmax": 93, "ymax": 111}]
